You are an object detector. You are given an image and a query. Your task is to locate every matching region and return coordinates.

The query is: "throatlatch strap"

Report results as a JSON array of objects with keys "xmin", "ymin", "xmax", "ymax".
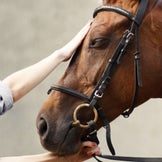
[{"xmin": 96, "ymin": 106, "xmax": 115, "ymax": 156}]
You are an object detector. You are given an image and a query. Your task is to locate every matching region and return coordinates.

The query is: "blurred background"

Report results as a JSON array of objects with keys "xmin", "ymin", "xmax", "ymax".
[{"xmin": 0, "ymin": 0, "xmax": 162, "ymax": 162}]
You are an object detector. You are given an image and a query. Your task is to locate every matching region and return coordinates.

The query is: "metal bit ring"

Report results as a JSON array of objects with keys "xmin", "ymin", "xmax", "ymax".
[{"xmin": 72, "ymin": 103, "xmax": 98, "ymax": 129}]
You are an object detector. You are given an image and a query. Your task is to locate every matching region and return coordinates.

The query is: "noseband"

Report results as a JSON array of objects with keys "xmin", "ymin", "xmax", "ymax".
[{"xmin": 47, "ymin": 0, "xmax": 162, "ymax": 161}]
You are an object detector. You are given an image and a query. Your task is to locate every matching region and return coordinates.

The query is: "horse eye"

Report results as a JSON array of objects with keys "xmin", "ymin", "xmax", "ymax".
[{"xmin": 89, "ymin": 37, "xmax": 109, "ymax": 49}]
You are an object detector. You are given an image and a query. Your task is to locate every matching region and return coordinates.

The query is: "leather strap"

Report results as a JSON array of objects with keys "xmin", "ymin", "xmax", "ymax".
[
  {"xmin": 93, "ymin": 6, "xmax": 135, "ymax": 22},
  {"xmin": 95, "ymin": 155, "xmax": 162, "ymax": 162},
  {"xmin": 48, "ymin": 85, "xmax": 89, "ymax": 102}
]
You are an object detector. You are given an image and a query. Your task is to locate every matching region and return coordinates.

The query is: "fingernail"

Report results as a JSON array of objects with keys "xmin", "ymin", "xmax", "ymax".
[
  {"xmin": 95, "ymin": 151, "xmax": 101, "ymax": 156},
  {"xmin": 92, "ymin": 142, "xmax": 97, "ymax": 146}
]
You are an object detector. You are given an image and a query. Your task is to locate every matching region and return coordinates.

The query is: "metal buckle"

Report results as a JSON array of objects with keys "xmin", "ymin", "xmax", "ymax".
[
  {"xmin": 95, "ymin": 91, "xmax": 103, "ymax": 98},
  {"xmin": 126, "ymin": 30, "xmax": 134, "ymax": 42}
]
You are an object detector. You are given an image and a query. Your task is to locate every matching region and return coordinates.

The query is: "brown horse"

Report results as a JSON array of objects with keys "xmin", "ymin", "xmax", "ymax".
[{"xmin": 37, "ymin": 0, "xmax": 162, "ymax": 157}]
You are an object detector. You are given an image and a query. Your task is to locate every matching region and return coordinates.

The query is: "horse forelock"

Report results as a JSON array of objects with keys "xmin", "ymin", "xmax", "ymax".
[
  {"xmin": 102, "ymin": 0, "xmax": 140, "ymax": 15},
  {"xmin": 102, "ymin": 0, "xmax": 139, "ymax": 5}
]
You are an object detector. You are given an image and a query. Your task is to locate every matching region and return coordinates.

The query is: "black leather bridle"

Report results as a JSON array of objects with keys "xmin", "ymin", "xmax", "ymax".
[{"xmin": 48, "ymin": 0, "xmax": 162, "ymax": 161}]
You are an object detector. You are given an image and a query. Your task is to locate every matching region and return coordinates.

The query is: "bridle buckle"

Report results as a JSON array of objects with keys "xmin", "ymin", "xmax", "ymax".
[{"xmin": 95, "ymin": 91, "xmax": 103, "ymax": 98}]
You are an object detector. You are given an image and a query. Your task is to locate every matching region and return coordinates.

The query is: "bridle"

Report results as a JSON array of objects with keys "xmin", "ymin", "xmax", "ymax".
[{"xmin": 48, "ymin": 0, "xmax": 162, "ymax": 161}]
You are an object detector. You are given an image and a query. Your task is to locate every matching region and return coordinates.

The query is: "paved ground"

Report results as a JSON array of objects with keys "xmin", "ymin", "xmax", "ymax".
[{"xmin": 0, "ymin": 1, "xmax": 162, "ymax": 162}]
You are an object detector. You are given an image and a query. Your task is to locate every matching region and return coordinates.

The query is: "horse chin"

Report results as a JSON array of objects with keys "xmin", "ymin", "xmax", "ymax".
[
  {"xmin": 56, "ymin": 140, "xmax": 81, "ymax": 157},
  {"xmin": 43, "ymin": 142, "xmax": 81, "ymax": 157},
  {"xmin": 42, "ymin": 140, "xmax": 81, "ymax": 156},
  {"xmin": 40, "ymin": 126, "xmax": 83, "ymax": 156}
]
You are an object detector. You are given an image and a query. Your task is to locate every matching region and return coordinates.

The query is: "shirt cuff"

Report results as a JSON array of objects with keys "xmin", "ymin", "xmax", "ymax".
[{"xmin": 0, "ymin": 81, "xmax": 14, "ymax": 115}]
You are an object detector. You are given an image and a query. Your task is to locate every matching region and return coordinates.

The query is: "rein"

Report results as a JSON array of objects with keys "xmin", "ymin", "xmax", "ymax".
[{"xmin": 47, "ymin": 0, "xmax": 162, "ymax": 161}]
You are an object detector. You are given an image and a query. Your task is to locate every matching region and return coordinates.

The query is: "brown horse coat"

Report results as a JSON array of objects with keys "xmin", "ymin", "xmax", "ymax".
[{"xmin": 37, "ymin": 0, "xmax": 162, "ymax": 156}]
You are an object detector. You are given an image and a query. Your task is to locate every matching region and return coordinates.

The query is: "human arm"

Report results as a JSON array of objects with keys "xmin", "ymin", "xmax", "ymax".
[
  {"xmin": 0, "ymin": 141, "xmax": 101, "ymax": 162},
  {"xmin": 2, "ymin": 21, "xmax": 91, "ymax": 103}
]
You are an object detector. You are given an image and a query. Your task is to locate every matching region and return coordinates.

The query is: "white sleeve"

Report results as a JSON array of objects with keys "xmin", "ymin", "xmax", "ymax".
[{"xmin": 0, "ymin": 81, "xmax": 13, "ymax": 115}]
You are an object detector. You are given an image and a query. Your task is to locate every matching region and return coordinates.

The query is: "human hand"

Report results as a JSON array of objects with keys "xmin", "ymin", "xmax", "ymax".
[
  {"xmin": 59, "ymin": 20, "xmax": 92, "ymax": 61},
  {"xmin": 0, "ymin": 142, "xmax": 100, "ymax": 162},
  {"xmin": 63, "ymin": 141, "xmax": 101, "ymax": 162}
]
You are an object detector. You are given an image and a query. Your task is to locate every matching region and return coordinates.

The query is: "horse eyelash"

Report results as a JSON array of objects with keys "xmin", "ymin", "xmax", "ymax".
[{"xmin": 89, "ymin": 37, "xmax": 110, "ymax": 49}]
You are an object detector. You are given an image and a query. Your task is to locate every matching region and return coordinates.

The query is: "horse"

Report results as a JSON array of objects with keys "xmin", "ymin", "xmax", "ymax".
[{"xmin": 36, "ymin": 0, "xmax": 162, "ymax": 158}]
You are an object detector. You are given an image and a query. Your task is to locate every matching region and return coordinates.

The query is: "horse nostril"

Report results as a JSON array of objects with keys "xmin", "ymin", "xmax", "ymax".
[{"xmin": 37, "ymin": 117, "xmax": 48, "ymax": 137}]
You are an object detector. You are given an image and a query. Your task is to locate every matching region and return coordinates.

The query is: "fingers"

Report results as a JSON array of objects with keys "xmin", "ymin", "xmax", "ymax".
[
  {"xmin": 60, "ymin": 20, "xmax": 92, "ymax": 61},
  {"xmin": 67, "ymin": 141, "xmax": 101, "ymax": 162},
  {"xmin": 85, "ymin": 145, "xmax": 101, "ymax": 156},
  {"xmin": 82, "ymin": 141, "xmax": 97, "ymax": 148},
  {"xmin": 82, "ymin": 141, "xmax": 101, "ymax": 156},
  {"xmin": 71, "ymin": 20, "xmax": 92, "ymax": 43}
]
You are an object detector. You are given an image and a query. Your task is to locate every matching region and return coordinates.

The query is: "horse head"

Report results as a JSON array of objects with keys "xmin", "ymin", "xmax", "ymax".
[{"xmin": 36, "ymin": 0, "xmax": 162, "ymax": 156}]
